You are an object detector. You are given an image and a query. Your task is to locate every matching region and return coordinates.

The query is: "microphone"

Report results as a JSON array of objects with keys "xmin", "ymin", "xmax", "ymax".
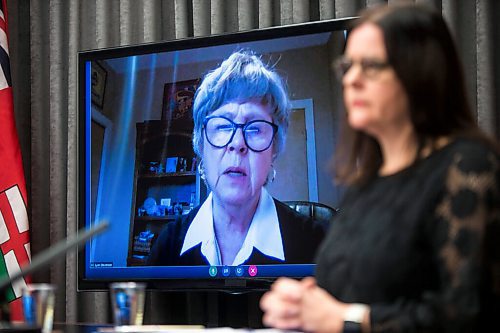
[
  {"xmin": 0, "ymin": 221, "xmax": 108, "ymax": 330},
  {"xmin": 0, "ymin": 222, "xmax": 109, "ymax": 292}
]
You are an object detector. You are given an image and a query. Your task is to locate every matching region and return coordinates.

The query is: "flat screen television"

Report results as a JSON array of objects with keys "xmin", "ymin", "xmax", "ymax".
[{"xmin": 78, "ymin": 17, "xmax": 354, "ymax": 291}]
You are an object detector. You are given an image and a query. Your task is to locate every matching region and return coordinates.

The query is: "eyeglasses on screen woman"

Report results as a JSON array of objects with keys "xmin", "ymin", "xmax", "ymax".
[
  {"xmin": 203, "ymin": 116, "xmax": 278, "ymax": 152},
  {"xmin": 334, "ymin": 56, "xmax": 391, "ymax": 79}
]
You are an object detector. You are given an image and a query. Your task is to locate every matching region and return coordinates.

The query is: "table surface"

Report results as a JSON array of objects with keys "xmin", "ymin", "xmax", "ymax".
[{"xmin": 52, "ymin": 323, "xmax": 299, "ymax": 333}]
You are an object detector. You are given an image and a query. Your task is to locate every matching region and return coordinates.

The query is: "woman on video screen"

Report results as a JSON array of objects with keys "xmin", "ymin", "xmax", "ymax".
[{"xmin": 147, "ymin": 51, "xmax": 328, "ymax": 266}]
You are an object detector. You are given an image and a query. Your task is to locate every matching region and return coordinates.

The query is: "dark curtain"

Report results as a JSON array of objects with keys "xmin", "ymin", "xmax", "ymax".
[{"xmin": 5, "ymin": 0, "xmax": 500, "ymax": 326}]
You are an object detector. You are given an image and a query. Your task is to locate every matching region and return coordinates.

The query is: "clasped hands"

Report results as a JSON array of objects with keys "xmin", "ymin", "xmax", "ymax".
[{"xmin": 260, "ymin": 277, "xmax": 350, "ymax": 333}]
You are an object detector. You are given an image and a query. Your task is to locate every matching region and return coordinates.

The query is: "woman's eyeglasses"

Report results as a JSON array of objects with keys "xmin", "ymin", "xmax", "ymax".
[
  {"xmin": 334, "ymin": 56, "xmax": 391, "ymax": 79},
  {"xmin": 203, "ymin": 116, "xmax": 278, "ymax": 152}
]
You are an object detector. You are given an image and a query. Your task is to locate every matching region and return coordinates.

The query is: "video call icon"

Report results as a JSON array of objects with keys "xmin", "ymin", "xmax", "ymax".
[
  {"xmin": 248, "ymin": 265, "xmax": 258, "ymax": 277},
  {"xmin": 209, "ymin": 266, "xmax": 217, "ymax": 277},
  {"xmin": 222, "ymin": 266, "xmax": 230, "ymax": 277}
]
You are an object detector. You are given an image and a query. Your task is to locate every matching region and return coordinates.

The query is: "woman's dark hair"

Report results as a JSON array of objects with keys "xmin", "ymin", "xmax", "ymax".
[{"xmin": 335, "ymin": 4, "xmax": 483, "ymax": 185}]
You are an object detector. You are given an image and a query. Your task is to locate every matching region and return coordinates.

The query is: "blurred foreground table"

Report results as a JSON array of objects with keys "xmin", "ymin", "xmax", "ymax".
[{"xmin": 52, "ymin": 323, "xmax": 299, "ymax": 333}]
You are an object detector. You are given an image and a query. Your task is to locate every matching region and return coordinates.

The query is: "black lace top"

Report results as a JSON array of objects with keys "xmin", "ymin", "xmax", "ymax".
[{"xmin": 315, "ymin": 138, "xmax": 500, "ymax": 332}]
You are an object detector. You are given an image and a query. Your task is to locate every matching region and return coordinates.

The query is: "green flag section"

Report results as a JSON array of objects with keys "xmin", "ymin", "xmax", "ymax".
[{"xmin": 0, "ymin": 251, "xmax": 17, "ymax": 302}]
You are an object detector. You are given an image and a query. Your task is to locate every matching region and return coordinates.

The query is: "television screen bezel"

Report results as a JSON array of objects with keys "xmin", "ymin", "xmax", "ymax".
[{"xmin": 77, "ymin": 16, "xmax": 355, "ymax": 292}]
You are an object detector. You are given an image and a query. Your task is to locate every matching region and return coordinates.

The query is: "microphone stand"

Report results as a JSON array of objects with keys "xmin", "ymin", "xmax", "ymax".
[{"xmin": 0, "ymin": 222, "xmax": 109, "ymax": 331}]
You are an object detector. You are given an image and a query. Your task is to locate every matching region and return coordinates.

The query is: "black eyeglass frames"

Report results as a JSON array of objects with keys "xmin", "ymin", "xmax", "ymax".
[{"xmin": 203, "ymin": 116, "xmax": 278, "ymax": 152}]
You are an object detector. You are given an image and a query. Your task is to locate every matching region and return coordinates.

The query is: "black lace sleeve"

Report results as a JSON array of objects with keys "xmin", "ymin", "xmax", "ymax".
[
  {"xmin": 428, "ymin": 147, "xmax": 500, "ymax": 331},
  {"xmin": 370, "ymin": 145, "xmax": 500, "ymax": 333}
]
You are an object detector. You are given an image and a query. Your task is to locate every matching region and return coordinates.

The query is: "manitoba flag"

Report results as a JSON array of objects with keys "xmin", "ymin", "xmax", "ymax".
[{"xmin": 0, "ymin": 0, "xmax": 31, "ymax": 321}]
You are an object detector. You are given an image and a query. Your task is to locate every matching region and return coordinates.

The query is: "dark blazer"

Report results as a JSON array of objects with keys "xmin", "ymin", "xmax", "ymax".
[{"xmin": 147, "ymin": 199, "xmax": 328, "ymax": 266}]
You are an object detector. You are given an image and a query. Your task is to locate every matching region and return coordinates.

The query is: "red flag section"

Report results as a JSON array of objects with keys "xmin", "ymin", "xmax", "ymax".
[{"xmin": 0, "ymin": 0, "xmax": 31, "ymax": 322}]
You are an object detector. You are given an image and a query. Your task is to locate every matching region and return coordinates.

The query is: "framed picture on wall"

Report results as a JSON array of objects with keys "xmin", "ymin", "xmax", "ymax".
[
  {"xmin": 91, "ymin": 61, "xmax": 107, "ymax": 108},
  {"xmin": 161, "ymin": 79, "xmax": 199, "ymax": 131}
]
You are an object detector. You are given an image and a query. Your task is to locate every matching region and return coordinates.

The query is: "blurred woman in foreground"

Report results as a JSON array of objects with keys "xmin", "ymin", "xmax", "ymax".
[{"xmin": 260, "ymin": 4, "xmax": 500, "ymax": 333}]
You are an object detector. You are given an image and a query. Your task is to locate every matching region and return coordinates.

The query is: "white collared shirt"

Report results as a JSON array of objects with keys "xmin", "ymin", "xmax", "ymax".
[{"xmin": 180, "ymin": 187, "xmax": 285, "ymax": 266}]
